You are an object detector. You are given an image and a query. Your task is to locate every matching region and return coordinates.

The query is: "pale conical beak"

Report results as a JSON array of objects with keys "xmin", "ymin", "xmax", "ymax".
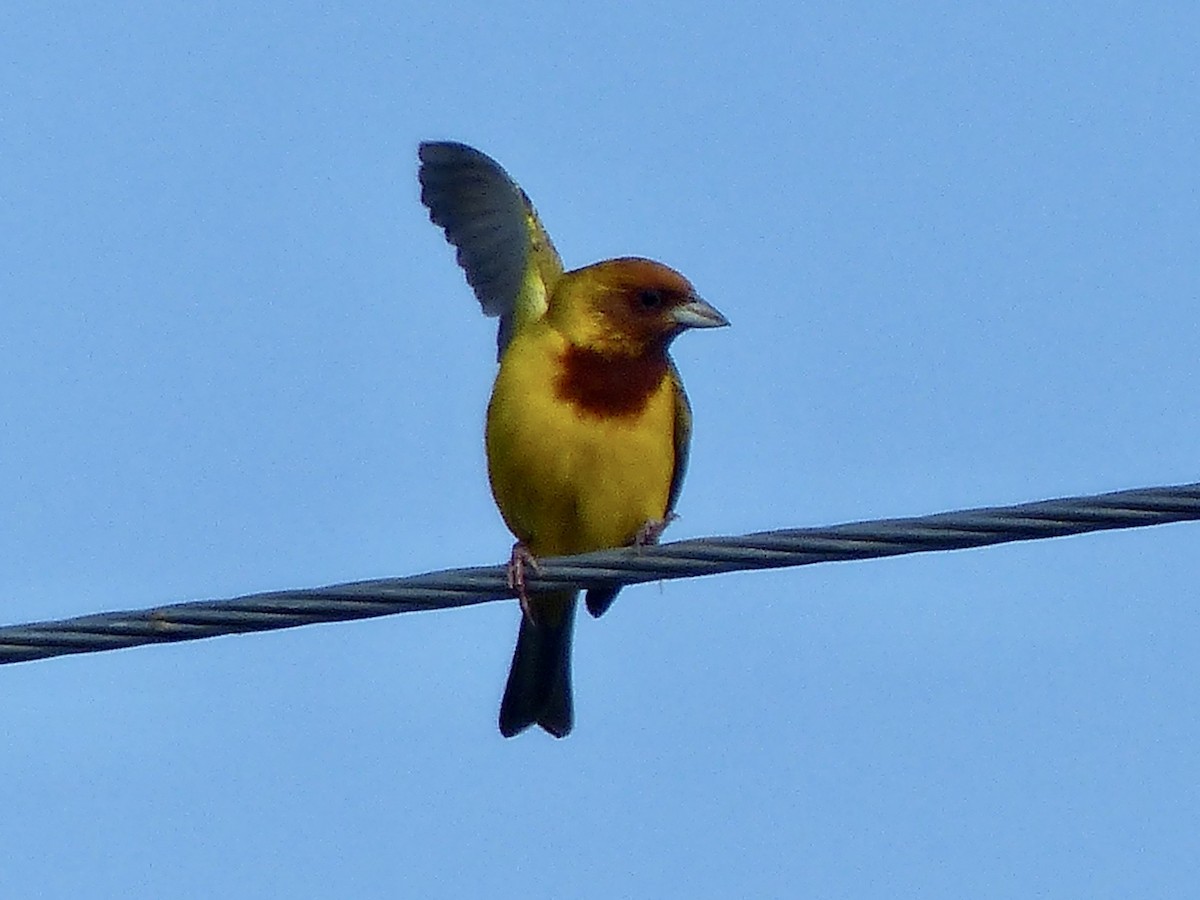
[{"xmin": 672, "ymin": 296, "xmax": 730, "ymax": 330}]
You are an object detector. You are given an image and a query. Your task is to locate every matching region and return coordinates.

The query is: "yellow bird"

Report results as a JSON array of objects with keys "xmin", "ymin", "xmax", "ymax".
[{"xmin": 419, "ymin": 142, "xmax": 728, "ymax": 737}]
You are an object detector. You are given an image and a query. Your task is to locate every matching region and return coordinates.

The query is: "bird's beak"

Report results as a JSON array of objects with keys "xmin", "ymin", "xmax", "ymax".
[{"xmin": 672, "ymin": 296, "xmax": 730, "ymax": 330}]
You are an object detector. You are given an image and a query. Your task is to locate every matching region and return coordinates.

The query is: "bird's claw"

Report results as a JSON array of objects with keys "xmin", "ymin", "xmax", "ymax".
[
  {"xmin": 507, "ymin": 542, "xmax": 541, "ymax": 623},
  {"xmin": 634, "ymin": 513, "xmax": 677, "ymax": 548}
]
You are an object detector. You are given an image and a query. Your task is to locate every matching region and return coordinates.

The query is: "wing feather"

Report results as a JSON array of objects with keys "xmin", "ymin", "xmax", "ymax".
[
  {"xmin": 667, "ymin": 361, "xmax": 693, "ymax": 516},
  {"xmin": 418, "ymin": 141, "xmax": 565, "ymax": 357}
]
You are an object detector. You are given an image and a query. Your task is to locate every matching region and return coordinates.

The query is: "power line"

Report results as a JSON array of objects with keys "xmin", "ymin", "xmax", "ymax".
[{"xmin": 2, "ymin": 481, "xmax": 1197, "ymax": 666}]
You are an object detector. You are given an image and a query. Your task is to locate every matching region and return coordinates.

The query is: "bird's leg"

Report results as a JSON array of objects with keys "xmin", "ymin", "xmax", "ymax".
[
  {"xmin": 506, "ymin": 542, "xmax": 541, "ymax": 623},
  {"xmin": 634, "ymin": 512, "xmax": 678, "ymax": 548}
]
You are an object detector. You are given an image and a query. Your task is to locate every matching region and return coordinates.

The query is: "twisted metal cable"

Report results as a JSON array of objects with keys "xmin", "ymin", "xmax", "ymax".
[{"xmin": 2, "ymin": 482, "xmax": 1197, "ymax": 666}]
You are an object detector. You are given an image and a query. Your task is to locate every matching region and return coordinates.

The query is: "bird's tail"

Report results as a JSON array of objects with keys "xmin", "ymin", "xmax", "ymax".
[{"xmin": 499, "ymin": 591, "xmax": 576, "ymax": 738}]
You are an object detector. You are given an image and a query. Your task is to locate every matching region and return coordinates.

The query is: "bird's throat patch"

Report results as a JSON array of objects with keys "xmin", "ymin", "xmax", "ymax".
[{"xmin": 555, "ymin": 345, "xmax": 669, "ymax": 418}]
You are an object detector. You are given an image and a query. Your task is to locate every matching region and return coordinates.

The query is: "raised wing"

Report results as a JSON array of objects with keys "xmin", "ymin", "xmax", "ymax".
[{"xmin": 418, "ymin": 141, "xmax": 564, "ymax": 356}]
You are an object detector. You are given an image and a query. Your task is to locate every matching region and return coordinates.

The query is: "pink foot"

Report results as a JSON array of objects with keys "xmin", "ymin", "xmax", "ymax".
[
  {"xmin": 506, "ymin": 542, "xmax": 541, "ymax": 622},
  {"xmin": 634, "ymin": 513, "xmax": 678, "ymax": 547}
]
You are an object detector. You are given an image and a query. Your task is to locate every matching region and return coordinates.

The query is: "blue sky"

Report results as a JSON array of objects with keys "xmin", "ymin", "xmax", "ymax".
[{"xmin": 3, "ymin": 2, "xmax": 1198, "ymax": 897}]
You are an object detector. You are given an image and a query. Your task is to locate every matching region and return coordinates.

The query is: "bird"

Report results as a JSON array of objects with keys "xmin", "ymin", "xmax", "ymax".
[{"xmin": 418, "ymin": 141, "xmax": 728, "ymax": 738}]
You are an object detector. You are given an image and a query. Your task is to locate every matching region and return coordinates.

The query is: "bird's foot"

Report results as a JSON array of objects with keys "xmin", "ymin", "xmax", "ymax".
[
  {"xmin": 634, "ymin": 513, "xmax": 678, "ymax": 548},
  {"xmin": 506, "ymin": 542, "xmax": 541, "ymax": 622}
]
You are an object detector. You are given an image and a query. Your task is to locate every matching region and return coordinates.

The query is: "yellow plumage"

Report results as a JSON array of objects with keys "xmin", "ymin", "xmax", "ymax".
[
  {"xmin": 486, "ymin": 320, "xmax": 677, "ymax": 560},
  {"xmin": 419, "ymin": 142, "xmax": 727, "ymax": 737}
]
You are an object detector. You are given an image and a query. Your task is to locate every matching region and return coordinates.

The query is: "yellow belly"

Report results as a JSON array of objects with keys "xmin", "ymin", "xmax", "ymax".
[{"xmin": 485, "ymin": 328, "xmax": 675, "ymax": 558}]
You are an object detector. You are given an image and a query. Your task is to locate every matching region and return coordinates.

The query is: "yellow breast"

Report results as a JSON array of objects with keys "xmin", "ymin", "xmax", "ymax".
[{"xmin": 485, "ymin": 325, "xmax": 676, "ymax": 558}]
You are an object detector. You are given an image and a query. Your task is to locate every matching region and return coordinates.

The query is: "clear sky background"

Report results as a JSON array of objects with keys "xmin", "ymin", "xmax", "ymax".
[{"xmin": 3, "ymin": 3, "xmax": 1198, "ymax": 897}]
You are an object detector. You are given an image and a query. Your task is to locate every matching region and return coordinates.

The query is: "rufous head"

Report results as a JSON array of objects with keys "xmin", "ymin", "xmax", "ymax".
[{"xmin": 549, "ymin": 257, "xmax": 728, "ymax": 356}]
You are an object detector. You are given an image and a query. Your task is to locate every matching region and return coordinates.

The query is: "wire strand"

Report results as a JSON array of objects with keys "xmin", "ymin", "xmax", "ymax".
[{"xmin": 2, "ymin": 481, "xmax": 1197, "ymax": 665}]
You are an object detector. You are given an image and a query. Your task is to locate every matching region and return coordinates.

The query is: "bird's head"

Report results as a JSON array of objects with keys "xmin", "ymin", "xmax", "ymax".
[{"xmin": 548, "ymin": 257, "xmax": 729, "ymax": 356}]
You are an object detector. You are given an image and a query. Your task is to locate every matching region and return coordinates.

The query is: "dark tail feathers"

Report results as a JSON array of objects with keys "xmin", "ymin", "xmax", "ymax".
[{"xmin": 499, "ymin": 594, "xmax": 576, "ymax": 738}]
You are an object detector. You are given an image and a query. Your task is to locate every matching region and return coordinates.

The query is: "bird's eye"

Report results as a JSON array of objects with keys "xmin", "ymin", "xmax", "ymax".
[{"xmin": 636, "ymin": 289, "xmax": 664, "ymax": 310}]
